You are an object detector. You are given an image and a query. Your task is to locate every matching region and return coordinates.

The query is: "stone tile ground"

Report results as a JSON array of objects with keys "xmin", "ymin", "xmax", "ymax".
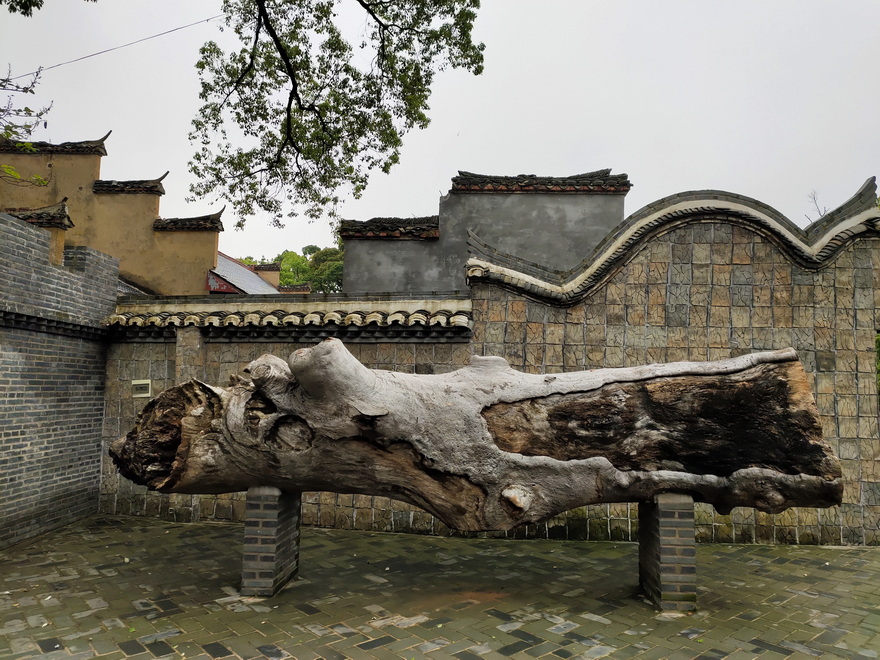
[{"xmin": 2, "ymin": 516, "xmax": 880, "ymax": 659}]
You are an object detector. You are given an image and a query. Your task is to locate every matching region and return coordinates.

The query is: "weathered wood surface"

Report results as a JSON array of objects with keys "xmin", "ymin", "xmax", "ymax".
[{"xmin": 110, "ymin": 339, "xmax": 842, "ymax": 531}]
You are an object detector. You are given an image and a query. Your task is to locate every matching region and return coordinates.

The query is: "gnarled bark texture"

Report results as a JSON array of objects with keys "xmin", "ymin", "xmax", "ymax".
[{"xmin": 110, "ymin": 339, "xmax": 841, "ymax": 531}]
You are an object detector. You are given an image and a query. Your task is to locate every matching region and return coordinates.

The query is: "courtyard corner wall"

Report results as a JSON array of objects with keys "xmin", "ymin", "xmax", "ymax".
[
  {"xmin": 100, "ymin": 182, "xmax": 880, "ymax": 546},
  {"xmin": 0, "ymin": 213, "xmax": 118, "ymax": 549}
]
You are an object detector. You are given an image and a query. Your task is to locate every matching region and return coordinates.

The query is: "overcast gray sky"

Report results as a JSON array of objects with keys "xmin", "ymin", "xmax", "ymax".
[{"xmin": 4, "ymin": 1, "xmax": 879, "ymax": 260}]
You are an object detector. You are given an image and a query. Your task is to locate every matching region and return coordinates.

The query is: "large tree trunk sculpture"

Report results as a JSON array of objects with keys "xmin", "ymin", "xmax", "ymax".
[{"xmin": 110, "ymin": 339, "xmax": 841, "ymax": 531}]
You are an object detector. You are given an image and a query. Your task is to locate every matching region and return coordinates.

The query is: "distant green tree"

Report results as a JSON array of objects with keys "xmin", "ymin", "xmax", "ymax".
[
  {"xmin": 261, "ymin": 244, "xmax": 344, "ymax": 292},
  {"xmin": 276, "ymin": 250, "xmax": 311, "ymax": 285},
  {"xmin": 308, "ymin": 247, "xmax": 344, "ymax": 292}
]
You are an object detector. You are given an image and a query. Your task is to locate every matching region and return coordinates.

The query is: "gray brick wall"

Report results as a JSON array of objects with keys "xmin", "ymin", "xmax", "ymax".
[
  {"xmin": 638, "ymin": 494, "xmax": 697, "ymax": 611},
  {"xmin": 0, "ymin": 214, "xmax": 118, "ymax": 326},
  {"xmin": 468, "ymin": 223, "xmax": 880, "ymax": 545},
  {"xmin": 240, "ymin": 487, "xmax": 302, "ymax": 596},
  {"xmin": 0, "ymin": 213, "xmax": 118, "ymax": 549}
]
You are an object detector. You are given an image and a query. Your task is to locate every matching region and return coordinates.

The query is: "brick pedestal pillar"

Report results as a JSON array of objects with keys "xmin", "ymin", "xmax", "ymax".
[
  {"xmin": 638, "ymin": 493, "xmax": 696, "ymax": 611},
  {"xmin": 240, "ymin": 487, "xmax": 302, "ymax": 597}
]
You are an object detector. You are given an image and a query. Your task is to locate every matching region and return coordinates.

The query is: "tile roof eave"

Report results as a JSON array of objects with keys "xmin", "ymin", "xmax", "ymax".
[
  {"xmin": 450, "ymin": 169, "xmax": 632, "ymax": 194},
  {"xmin": 0, "ymin": 131, "xmax": 111, "ymax": 155}
]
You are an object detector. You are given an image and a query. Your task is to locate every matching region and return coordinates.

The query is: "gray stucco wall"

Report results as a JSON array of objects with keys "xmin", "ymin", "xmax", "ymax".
[
  {"xmin": 342, "ymin": 239, "xmax": 454, "ymax": 294},
  {"xmin": 440, "ymin": 191, "xmax": 626, "ymax": 279},
  {"xmin": 342, "ymin": 192, "xmax": 626, "ymax": 294}
]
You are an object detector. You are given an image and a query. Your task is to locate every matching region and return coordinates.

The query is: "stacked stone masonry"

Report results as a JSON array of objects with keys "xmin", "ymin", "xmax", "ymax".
[
  {"xmin": 99, "ymin": 218, "xmax": 880, "ymax": 546},
  {"xmin": 0, "ymin": 213, "xmax": 119, "ymax": 549}
]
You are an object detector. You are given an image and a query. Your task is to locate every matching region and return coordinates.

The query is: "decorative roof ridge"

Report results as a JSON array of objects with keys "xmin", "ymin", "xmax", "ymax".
[
  {"xmin": 451, "ymin": 169, "xmax": 631, "ymax": 194},
  {"xmin": 466, "ymin": 179, "xmax": 880, "ymax": 305},
  {"xmin": 94, "ymin": 171, "xmax": 168, "ymax": 196},
  {"xmin": 3, "ymin": 198, "xmax": 73, "ymax": 229},
  {"xmin": 253, "ymin": 262, "xmax": 281, "ymax": 271},
  {"xmin": 153, "ymin": 206, "xmax": 225, "ymax": 232},
  {"xmin": 0, "ymin": 130, "xmax": 111, "ymax": 155},
  {"xmin": 339, "ymin": 215, "xmax": 440, "ymax": 240}
]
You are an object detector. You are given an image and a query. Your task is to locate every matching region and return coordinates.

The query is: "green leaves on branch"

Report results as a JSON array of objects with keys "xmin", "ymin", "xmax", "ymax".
[
  {"xmin": 1, "ymin": 68, "xmax": 52, "ymax": 186},
  {"xmin": 189, "ymin": 0, "xmax": 484, "ymax": 228},
  {"xmin": 1, "ymin": 0, "xmax": 95, "ymax": 17}
]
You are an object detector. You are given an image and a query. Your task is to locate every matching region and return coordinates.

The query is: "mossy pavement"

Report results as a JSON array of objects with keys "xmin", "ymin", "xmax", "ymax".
[{"xmin": 2, "ymin": 516, "xmax": 879, "ymax": 659}]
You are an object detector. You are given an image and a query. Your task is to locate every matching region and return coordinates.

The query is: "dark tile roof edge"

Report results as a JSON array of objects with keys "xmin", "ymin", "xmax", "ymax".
[
  {"xmin": 3, "ymin": 198, "xmax": 73, "ymax": 229},
  {"xmin": 279, "ymin": 284, "xmax": 311, "ymax": 292},
  {"xmin": 154, "ymin": 206, "xmax": 224, "ymax": 232},
  {"xmin": 0, "ymin": 131, "xmax": 111, "ymax": 155},
  {"xmin": 339, "ymin": 215, "xmax": 440, "ymax": 240},
  {"xmin": 253, "ymin": 262, "xmax": 281, "ymax": 271},
  {"xmin": 451, "ymin": 169, "xmax": 631, "ymax": 194},
  {"xmin": 94, "ymin": 171, "xmax": 168, "ymax": 196},
  {"xmin": 116, "ymin": 278, "xmax": 151, "ymax": 296},
  {"xmin": 466, "ymin": 178, "xmax": 880, "ymax": 305}
]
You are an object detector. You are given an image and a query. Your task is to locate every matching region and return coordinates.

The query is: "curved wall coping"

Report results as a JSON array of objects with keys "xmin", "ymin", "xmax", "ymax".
[{"xmin": 467, "ymin": 178, "xmax": 880, "ymax": 304}]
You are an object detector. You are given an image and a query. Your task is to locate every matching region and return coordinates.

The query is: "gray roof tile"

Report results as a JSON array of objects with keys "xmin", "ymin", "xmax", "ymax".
[{"xmin": 210, "ymin": 253, "xmax": 279, "ymax": 294}]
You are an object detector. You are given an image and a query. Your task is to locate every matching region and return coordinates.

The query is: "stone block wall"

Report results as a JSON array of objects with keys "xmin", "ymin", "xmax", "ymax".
[
  {"xmin": 468, "ymin": 222, "xmax": 880, "ymax": 545},
  {"xmin": 0, "ymin": 213, "xmax": 118, "ymax": 548}
]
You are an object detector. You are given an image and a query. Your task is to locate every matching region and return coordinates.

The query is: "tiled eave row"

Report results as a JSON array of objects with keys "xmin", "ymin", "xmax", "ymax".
[
  {"xmin": 154, "ymin": 207, "xmax": 225, "ymax": 232},
  {"xmin": 94, "ymin": 174, "xmax": 167, "ymax": 196},
  {"xmin": 0, "ymin": 131, "xmax": 110, "ymax": 155},
  {"xmin": 3, "ymin": 200, "xmax": 73, "ymax": 229},
  {"xmin": 106, "ymin": 296, "xmax": 472, "ymax": 342},
  {"xmin": 107, "ymin": 308, "xmax": 471, "ymax": 329}
]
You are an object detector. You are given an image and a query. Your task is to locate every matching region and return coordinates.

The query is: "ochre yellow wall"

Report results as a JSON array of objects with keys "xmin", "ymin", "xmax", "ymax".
[
  {"xmin": 1, "ymin": 151, "xmax": 220, "ymax": 296},
  {"xmin": 149, "ymin": 231, "xmax": 219, "ymax": 295},
  {"xmin": 0, "ymin": 152, "xmax": 101, "ymax": 214},
  {"xmin": 256, "ymin": 270, "xmax": 281, "ymax": 287}
]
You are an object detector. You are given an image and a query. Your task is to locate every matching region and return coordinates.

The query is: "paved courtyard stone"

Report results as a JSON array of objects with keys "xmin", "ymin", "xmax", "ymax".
[{"xmin": 1, "ymin": 516, "xmax": 880, "ymax": 658}]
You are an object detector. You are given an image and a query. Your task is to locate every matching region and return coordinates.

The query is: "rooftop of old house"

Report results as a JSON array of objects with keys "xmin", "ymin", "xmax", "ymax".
[
  {"xmin": 339, "ymin": 216, "xmax": 440, "ymax": 240},
  {"xmin": 153, "ymin": 208, "xmax": 225, "ymax": 233},
  {"xmin": 3, "ymin": 199, "xmax": 73, "ymax": 229},
  {"xmin": 209, "ymin": 252, "xmax": 280, "ymax": 295},
  {"xmin": 93, "ymin": 172, "xmax": 168, "ymax": 196},
  {"xmin": 0, "ymin": 132, "xmax": 111, "ymax": 155}
]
